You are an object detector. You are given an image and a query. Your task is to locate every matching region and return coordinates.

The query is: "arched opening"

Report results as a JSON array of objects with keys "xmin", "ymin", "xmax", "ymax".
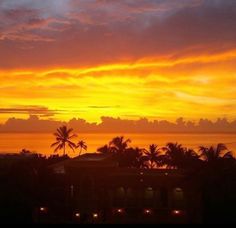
[
  {"xmin": 113, "ymin": 187, "xmax": 125, "ymax": 207},
  {"xmin": 172, "ymin": 187, "xmax": 184, "ymax": 209},
  {"xmin": 160, "ymin": 187, "xmax": 168, "ymax": 208},
  {"xmin": 126, "ymin": 188, "xmax": 136, "ymax": 207},
  {"xmin": 144, "ymin": 187, "xmax": 154, "ymax": 207}
]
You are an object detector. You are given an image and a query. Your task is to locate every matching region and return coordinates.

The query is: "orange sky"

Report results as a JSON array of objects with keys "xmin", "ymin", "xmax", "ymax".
[{"xmin": 0, "ymin": 0, "xmax": 236, "ymax": 124}]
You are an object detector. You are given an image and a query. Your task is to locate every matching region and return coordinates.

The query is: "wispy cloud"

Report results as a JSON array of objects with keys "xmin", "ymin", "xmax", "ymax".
[{"xmin": 0, "ymin": 105, "xmax": 61, "ymax": 117}]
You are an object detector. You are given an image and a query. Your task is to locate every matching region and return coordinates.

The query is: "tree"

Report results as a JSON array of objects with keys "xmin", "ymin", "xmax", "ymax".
[
  {"xmin": 77, "ymin": 140, "xmax": 87, "ymax": 156},
  {"xmin": 162, "ymin": 143, "xmax": 185, "ymax": 169},
  {"xmin": 199, "ymin": 143, "xmax": 233, "ymax": 163},
  {"xmin": 109, "ymin": 136, "xmax": 131, "ymax": 154},
  {"xmin": 162, "ymin": 142, "xmax": 200, "ymax": 169},
  {"xmin": 51, "ymin": 125, "xmax": 77, "ymax": 156},
  {"xmin": 120, "ymin": 147, "xmax": 146, "ymax": 168},
  {"xmin": 142, "ymin": 144, "xmax": 163, "ymax": 169}
]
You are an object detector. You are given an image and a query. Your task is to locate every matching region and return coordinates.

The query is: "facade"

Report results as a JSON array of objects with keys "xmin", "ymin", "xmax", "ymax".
[{"xmin": 38, "ymin": 153, "xmax": 202, "ymax": 224}]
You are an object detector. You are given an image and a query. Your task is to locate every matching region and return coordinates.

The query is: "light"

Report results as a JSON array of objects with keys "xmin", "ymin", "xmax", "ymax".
[
  {"xmin": 175, "ymin": 188, "xmax": 183, "ymax": 192},
  {"xmin": 140, "ymin": 172, "xmax": 144, "ymax": 175},
  {"xmin": 75, "ymin": 213, "xmax": 80, "ymax": 218},
  {"xmin": 172, "ymin": 210, "xmax": 182, "ymax": 216},
  {"xmin": 140, "ymin": 179, "xmax": 144, "ymax": 182},
  {"xmin": 40, "ymin": 207, "xmax": 47, "ymax": 212},
  {"xmin": 144, "ymin": 209, "xmax": 152, "ymax": 215},
  {"xmin": 93, "ymin": 213, "xmax": 98, "ymax": 219},
  {"xmin": 165, "ymin": 172, "xmax": 168, "ymax": 176},
  {"xmin": 116, "ymin": 208, "xmax": 124, "ymax": 214}
]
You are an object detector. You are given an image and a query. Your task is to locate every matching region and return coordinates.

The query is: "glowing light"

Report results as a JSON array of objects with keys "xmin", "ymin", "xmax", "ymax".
[
  {"xmin": 1, "ymin": 49, "xmax": 236, "ymax": 125},
  {"xmin": 116, "ymin": 208, "xmax": 124, "ymax": 214},
  {"xmin": 39, "ymin": 207, "xmax": 47, "ymax": 213},
  {"xmin": 93, "ymin": 213, "xmax": 98, "ymax": 219},
  {"xmin": 144, "ymin": 209, "xmax": 152, "ymax": 215},
  {"xmin": 172, "ymin": 210, "xmax": 182, "ymax": 216},
  {"xmin": 75, "ymin": 213, "xmax": 80, "ymax": 218}
]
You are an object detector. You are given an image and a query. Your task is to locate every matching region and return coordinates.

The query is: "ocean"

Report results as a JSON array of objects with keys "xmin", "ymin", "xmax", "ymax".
[{"xmin": 0, "ymin": 133, "xmax": 236, "ymax": 157}]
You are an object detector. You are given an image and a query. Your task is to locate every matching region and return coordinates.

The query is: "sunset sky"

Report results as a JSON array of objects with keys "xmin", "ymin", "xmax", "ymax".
[{"xmin": 1, "ymin": 0, "xmax": 236, "ymax": 124}]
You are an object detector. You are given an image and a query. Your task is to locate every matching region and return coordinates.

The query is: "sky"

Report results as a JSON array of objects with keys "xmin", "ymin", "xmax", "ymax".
[{"xmin": 0, "ymin": 0, "xmax": 236, "ymax": 124}]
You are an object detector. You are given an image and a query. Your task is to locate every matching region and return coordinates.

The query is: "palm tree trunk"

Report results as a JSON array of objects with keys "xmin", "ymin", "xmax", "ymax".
[
  {"xmin": 63, "ymin": 144, "xmax": 66, "ymax": 156},
  {"xmin": 79, "ymin": 148, "xmax": 82, "ymax": 156}
]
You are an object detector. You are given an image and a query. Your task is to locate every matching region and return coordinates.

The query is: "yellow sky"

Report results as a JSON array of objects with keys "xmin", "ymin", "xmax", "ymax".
[
  {"xmin": 1, "ymin": 0, "xmax": 236, "ymax": 124},
  {"xmin": 1, "ymin": 49, "xmax": 236, "ymax": 124}
]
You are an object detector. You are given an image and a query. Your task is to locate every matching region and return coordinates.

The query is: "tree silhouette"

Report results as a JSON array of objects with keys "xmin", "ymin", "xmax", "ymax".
[
  {"xmin": 142, "ymin": 144, "xmax": 163, "ymax": 169},
  {"xmin": 109, "ymin": 136, "xmax": 131, "ymax": 154},
  {"xmin": 120, "ymin": 147, "xmax": 146, "ymax": 168},
  {"xmin": 199, "ymin": 143, "xmax": 233, "ymax": 163},
  {"xmin": 51, "ymin": 125, "xmax": 77, "ymax": 156},
  {"xmin": 162, "ymin": 142, "xmax": 200, "ymax": 169},
  {"xmin": 77, "ymin": 140, "xmax": 87, "ymax": 156}
]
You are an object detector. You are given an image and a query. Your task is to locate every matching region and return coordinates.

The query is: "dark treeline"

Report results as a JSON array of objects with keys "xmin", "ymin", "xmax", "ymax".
[
  {"xmin": 1, "ymin": 115, "xmax": 236, "ymax": 133},
  {"xmin": 1, "ymin": 125, "xmax": 236, "ymax": 223}
]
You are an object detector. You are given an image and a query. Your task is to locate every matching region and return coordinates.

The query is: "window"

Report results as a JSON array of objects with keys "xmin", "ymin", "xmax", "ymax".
[
  {"xmin": 113, "ymin": 187, "xmax": 125, "ymax": 207},
  {"xmin": 144, "ymin": 187, "xmax": 154, "ymax": 207},
  {"xmin": 126, "ymin": 188, "xmax": 136, "ymax": 207},
  {"xmin": 172, "ymin": 188, "xmax": 184, "ymax": 208},
  {"xmin": 160, "ymin": 187, "xmax": 168, "ymax": 208}
]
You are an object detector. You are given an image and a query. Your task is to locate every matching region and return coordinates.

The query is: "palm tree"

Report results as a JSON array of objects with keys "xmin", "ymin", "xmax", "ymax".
[
  {"xmin": 51, "ymin": 125, "xmax": 77, "ymax": 156},
  {"xmin": 199, "ymin": 143, "xmax": 233, "ymax": 163},
  {"xmin": 120, "ymin": 147, "xmax": 146, "ymax": 168},
  {"xmin": 77, "ymin": 140, "xmax": 87, "ymax": 156},
  {"xmin": 109, "ymin": 136, "xmax": 131, "ymax": 154},
  {"xmin": 162, "ymin": 142, "xmax": 185, "ymax": 169},
  {"xmin": 162, "ymin": 142, "xmax": 200, "ymax": 169},
  {"xmin": 143, "ymin": 144, "xmax": 163, "ymax": 169}
]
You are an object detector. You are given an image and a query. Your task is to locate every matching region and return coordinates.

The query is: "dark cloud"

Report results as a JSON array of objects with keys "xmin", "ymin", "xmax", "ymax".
[
  {"xmin": 0, "ymin": 115, "xmax": 236, "ymax": 133},
  {"xmin": 0, "ymin": 0, "xmax": 236, "ymax": 69},
  {"xmin": 0, "ymin": 105, "xmax": 61, "ymax": 116}
]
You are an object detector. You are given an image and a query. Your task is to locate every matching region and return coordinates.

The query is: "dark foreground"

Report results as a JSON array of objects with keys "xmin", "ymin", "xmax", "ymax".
[{"xmin": 1, "ymin": 152, "xmax": 236, "ymax": 224}]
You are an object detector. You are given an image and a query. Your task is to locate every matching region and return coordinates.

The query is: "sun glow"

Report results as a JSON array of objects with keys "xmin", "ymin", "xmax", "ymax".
[{"xmin": 1, "ymin": 51, "xmax": 236, "ymax": 124}]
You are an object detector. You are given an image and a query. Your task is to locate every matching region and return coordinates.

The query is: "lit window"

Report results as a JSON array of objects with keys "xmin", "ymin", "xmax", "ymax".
[{"xmin": 173, "ymin": 187, "xmax": 184, "ymax": 208}]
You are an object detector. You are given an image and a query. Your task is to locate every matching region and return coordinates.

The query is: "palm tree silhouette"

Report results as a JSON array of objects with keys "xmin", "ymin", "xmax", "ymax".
[
  {"xmin": 162, "ymin": 142, "xmax": 200, "ymax": 169},
  {"xmin": 109, "ymin": 136, "xmax": 131, "ymax": 154},
  {"xmin": 199, "ymin": 143, "xmax": 233, "ymax": 162},
  {"xmin": 120, "ymin": 147, "xmax": 146, "ymax": 168},
  {"xmin": 162, "ymin": 142, "xmax": 185, "ymax": 169},
  {"xmin": 51, "ymin": 125, "xmax": 77, "ymax": 156},
  {"xmin": 77, "ymin": 140, "xmax": 87, "ymax": 156},
  {"xmin": 143, "ymin": 144, "xmax": 162, "ymax": 169}
]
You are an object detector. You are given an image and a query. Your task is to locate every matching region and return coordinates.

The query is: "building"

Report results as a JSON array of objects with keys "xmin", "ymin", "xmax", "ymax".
[{"xmin": 37, "ymin": 153, "xmax": 202, "ymax": 224}]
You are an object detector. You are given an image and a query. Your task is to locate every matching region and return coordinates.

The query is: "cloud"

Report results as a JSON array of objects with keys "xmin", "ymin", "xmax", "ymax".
[
  {"xmin": 0, "ymin": 105, "xmax": 61, "ymax": 116},
  {"xmin": 0, "ymin": 1, "xmax": 236, "ymax": 123},
  {"xmin": 88, "ymin": 105, "xmax": 121, "ymax": 109},
  {"xmin": 1, "ymin": 115, "xmax": 236, "ymax": 133},
  {"xmin": 0, "ymin": 0, "xmax": 236, "ymax": 68}
]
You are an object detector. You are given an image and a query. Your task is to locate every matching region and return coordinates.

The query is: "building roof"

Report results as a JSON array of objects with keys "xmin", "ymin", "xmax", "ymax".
[{"xmin": 50, "ymin": 153, "xmax": 118, "ymax": 174}]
